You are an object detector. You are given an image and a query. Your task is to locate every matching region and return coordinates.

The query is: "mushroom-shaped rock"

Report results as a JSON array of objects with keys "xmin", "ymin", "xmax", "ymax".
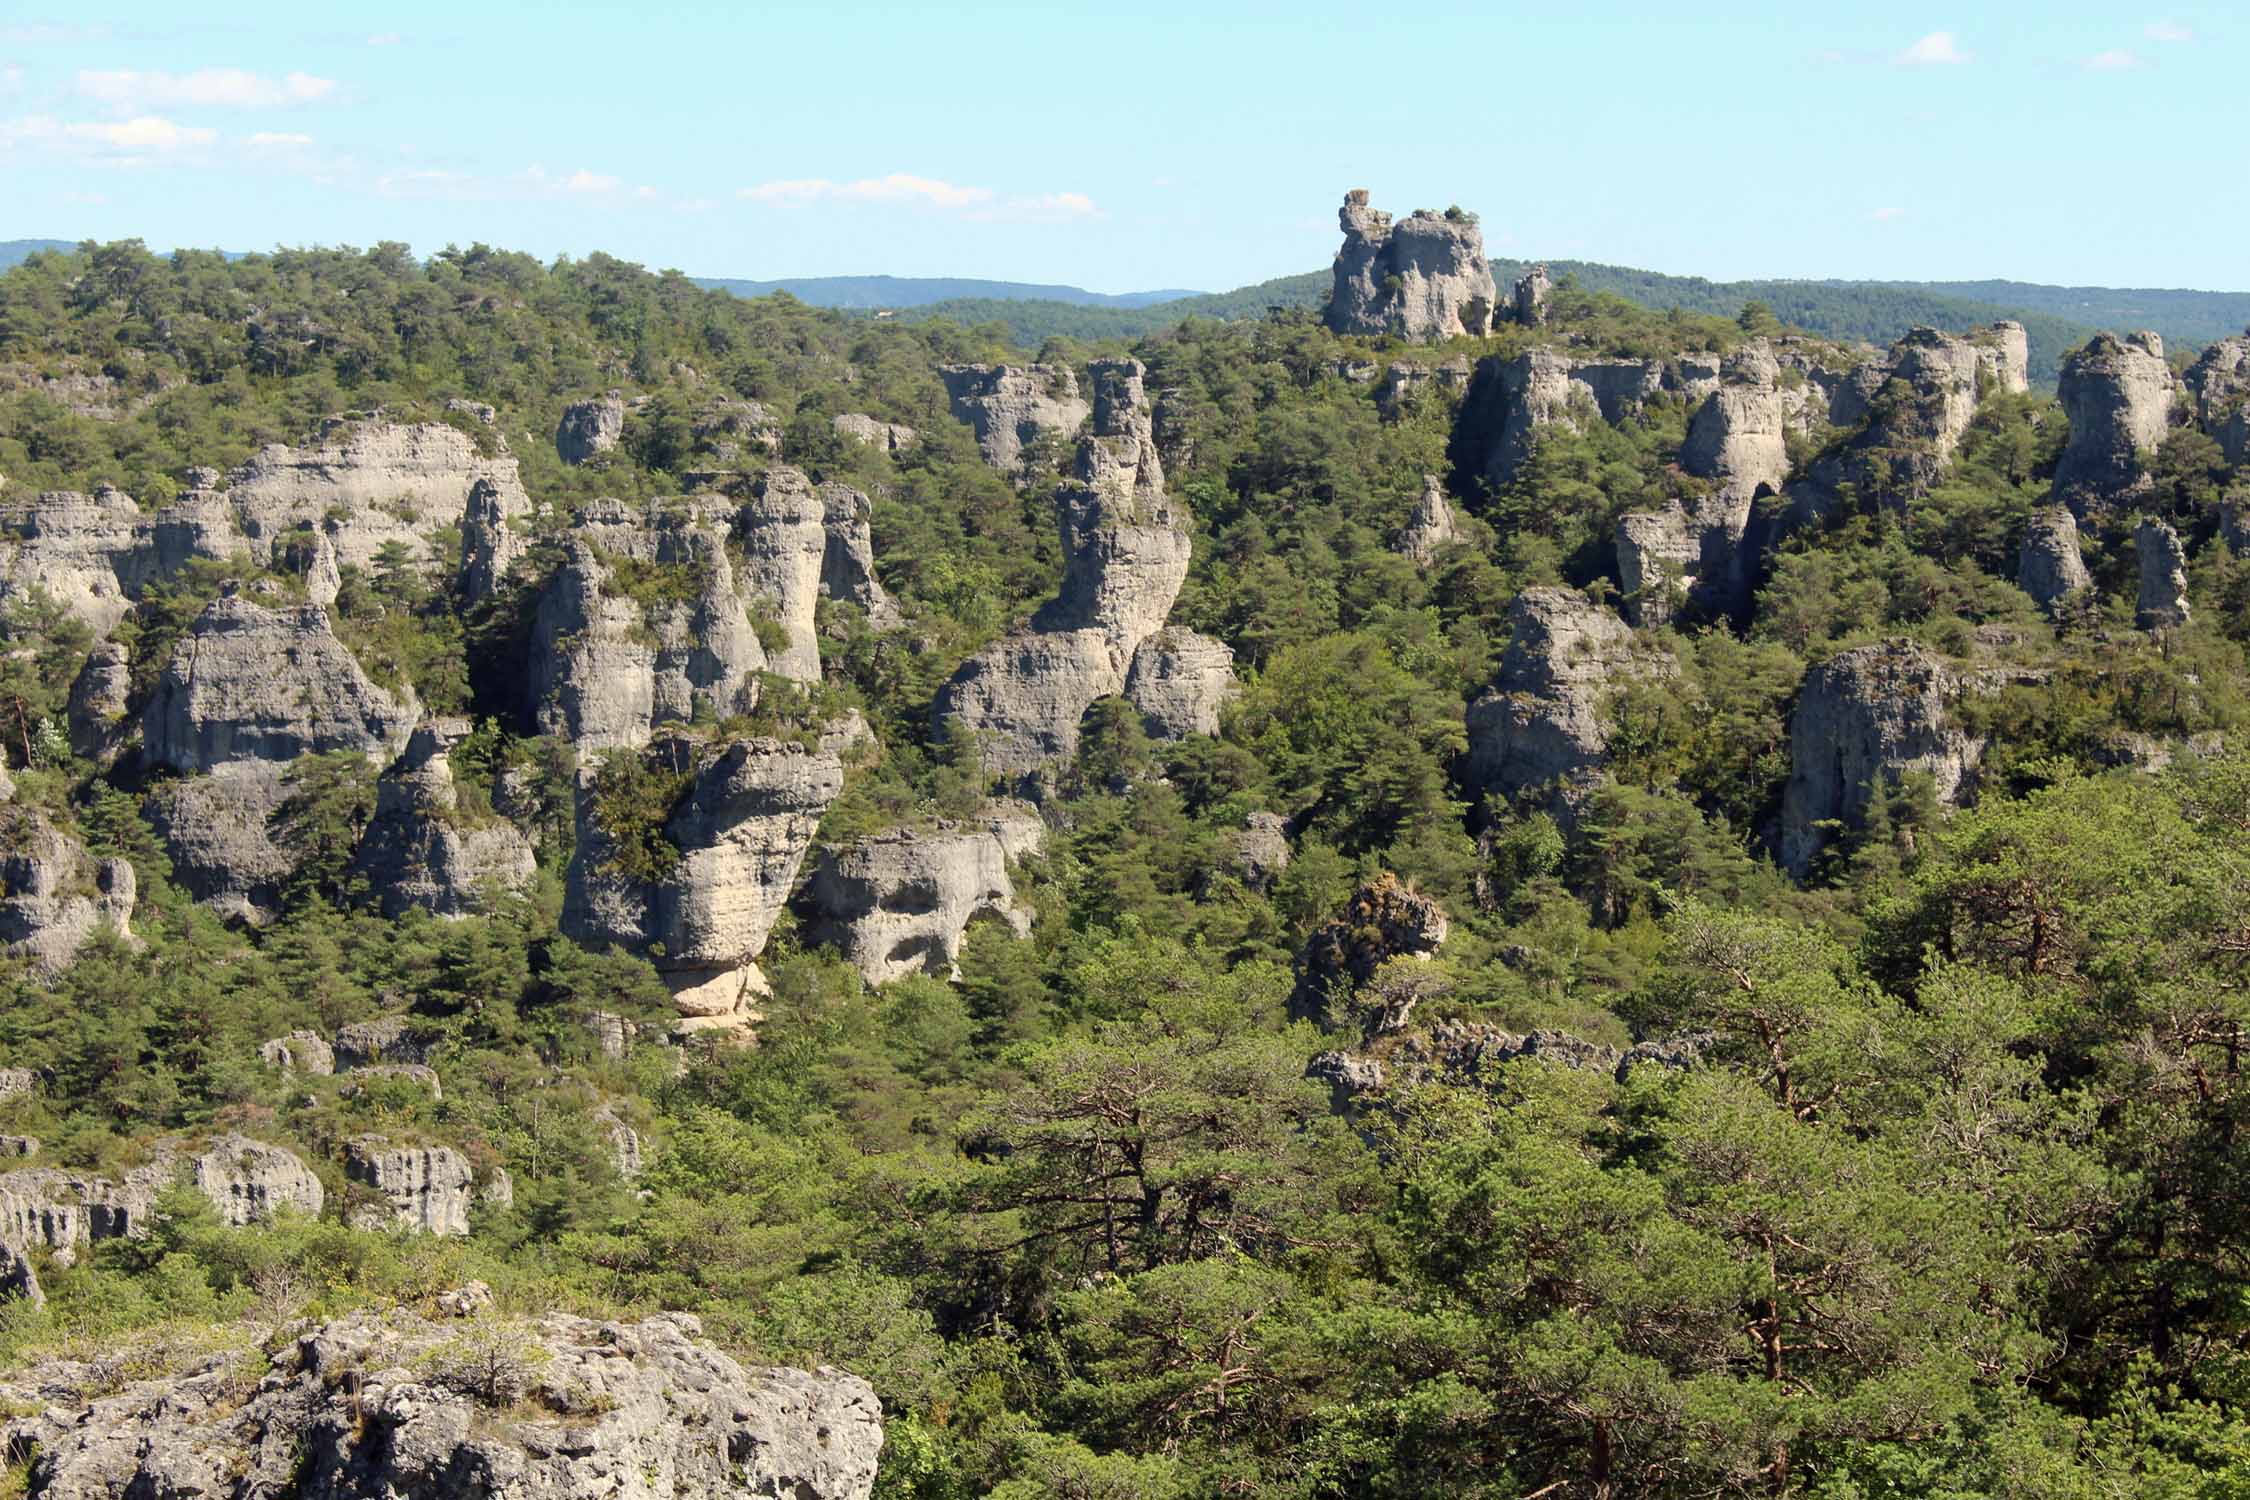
[
  {"xmin": 938, "ymin": 363, "xmax": 1090, "ymax": 471},
  {"xmin": 806, "ymin": 805, "xmax": 1044, "ymax": 986},
  {"xmin": 142, "ymin": 596, "xmax": 419, "ymax": 773},
  {"xmin": 2052, "ymin": 332, "xmax": 2177, "ymax": 514},
  {"xmin": 1326, "ymin": 191, "xmax": 1497, "ymax": 341},
  {"xmin": 2018, "ymin": 507, "xmax": 2091, "ymax": 615},
  {"xmin": 1125, "ymin": 628, "xmax": 1237, "ymax": 739},
  {"xmin": 352, "ymin": 718, "xmax": 536, "ymax": 918},
  {"xmin": 2136, "ymin": 517, "xmax": 2191, "ymax": 629}
]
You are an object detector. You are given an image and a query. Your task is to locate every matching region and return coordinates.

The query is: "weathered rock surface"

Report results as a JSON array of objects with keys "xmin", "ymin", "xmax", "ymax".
[
  {"xmin": 933, "ymin": 629, "xmax": 1132, "ymax": 778},
  {"xmin": 455, "ymin": 475, "xmax": 529, "ymax": 603},
  {"xmin": 939, "ymin": 363, "xmax": 1090, "ymax": 471},
  {"xmin": 190, "ymin": 1133, "xmax": 323, "ymax": 1226},
  {"xmin": 832, "ymin": 412, "xmax": 918, "ymax": 453},
  {"xmin": 143, "ymin": 595, "xmax": 419, "ymax": 773},
  {"xmin": 1292, "ymin": 873, "xmax": 1448, "ymax": 1019},
  {"xmin": 738, "ymin": 466, "xmax": 830, "ymax": 682},
  {"xmin": 1798, "ymin": 326, "xmax": 1992, "ymax": 516},
  {"xmin": 819, "ymin": 482, "xmax": 900, "ymax": 627},
  {"xmin": 1224, "ymin": 811, "xmax": 1291, "ymax": 892},
  {"xmin": 353, "ymin": 718, "xmax": 536, "ymax": 918},
  {"xmin": 1374, "ymin": 356, "xmax": 1474, "ymax": 420},
  {"xmin": 1397, "ymin": 474, "xmax": 1463, "ymax": 566},
  {"xmin": 1778, "ymin": 640, "xmax": 1985, "ymax": 877},
  {"xmin": 806, "ymin": 804, "xmax": 1044, "ymax": 986},
  {"xmin": 557, "ymin": 393, "xmax": 627, "ymax": 464},
  {"xmin": 65, "ymin": 639, "xmax": 133, "ymax": 764},
  {"xmin": 0, "ymin": 1306, "xmax": 882, "ymax": 1500},
  {"xmin": 259, "ymin": 1029, "xmax": 335, "ymax": 1075},
  {"xmin": 2137, "ymin": 517, "xmax": 2191, "ymax": 629},
  {"xmin": 0, "ymin": 487, "xmax": 143, "ymax": 633},
  {"xmin": 1467, "ymin": 350, "xmax": 1666, "ymax": 485},
  {"xmin": 2188, "ymin": 332, "xmax": 2250, "ymax": 465},
  {"xmin": 1310, "ymin": 1020, "xmax": 1711, "ymax": 1118},
  {"xmin": 333, "ymin": 1013, "xmax": 441, "ymax": 1069},
  {"xmin": 346, "ymin": 1137, "xmax": 478, "ymax": 1235},
  {"xmin": 0, "ymin": 808, "xmax": 135, "ymax": 973},
  {"xmin": 347, "ymin": 1063, "xmax": 444, "ymax": 1102},
  {"xmin": 144, "ymin": 762, "xmax": 294, "ymax": 924},
  {"xmin": 1512, "ymin": 263, "xmax": 1552, "ymax": 328},
  {"xmin": 1326, "ymin": 191, "xmax": 1496, "ymax": 341},
  {"xmin": 0, "ymin": 1239, "xmax": 37, "ymax": 1305},
  {"xmin": 1124, "ymin": 628, "xmax": 1236, "ymax": 739},
  {"xmin": 2018, "ymin": 506, "xmax": 2091, "ymax": 615},
  {"xmin": 2052, "ymin": 332, "xmax": 2177, "ymax": 514},
  {"xmin": 1462, "ymin": 588, "xmax": 1671, "ymax": 819},
  {"xmin": 564, "ymin": 732, "xmax": 848, "ymax": 1034},
  {"xmin": 1973, "ymin": 321, "xmax": 2032, "ymax": 396}
]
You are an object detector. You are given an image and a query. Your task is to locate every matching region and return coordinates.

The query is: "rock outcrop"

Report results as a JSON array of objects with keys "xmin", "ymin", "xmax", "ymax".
[
  {"xmin": 143, "ymin": 595, "xmax": 420, "ymax": 773},
  {"xmin": 1292, "ymin": 873, "xmax": 1448, "ymax": 1019},
  {"xmin": 1374, "ymin": 357, "xmax": 1474, "ymax": 420},
  {"xmin": 557, "ymin": 394, "xmax": 627, "ymax": 464},
  {"xmin": 346, "ymin": 1138, "xmax": 479, "ymax": 1235},
  {"xmin": 0, "ymin": 808, "xmax": 135, "ymax": 974},
  {"xmin": 0, "ymin": 1306, "xmax": 883, "ymax": 1500},
  {"xmin": 1124, "ymin": 628, "xmax": 1236, "ymax": 739},
  {"xmin": 938, "ymin": 363, "xmax": 1090, "ymax": 471},
  {"xmin": 1397, "ymin": 474, "xmax": 1463, "ymax": 566},
  {"xmin": 1972, "ymin": 321, "xmax": 2031, "ymax": 396},
  {"xmin": 819, "ymin": 482, "xmax": 900, "ymax": 627},
  {"xmin": 1467, "ymin": 350, "xmax": 1682, "ymax": 485},
  {"xmin": 737, "ymin": 466, "xmax": 830, "ymax": 683},
  {"xmin": 455, "ymin": 475, "xmax": 529, "ymax": 603},
  {"xmin": 259, "ymin": 1029, "xmax": 335, "ymax": 1075},
  {"xmin": 832, "ymin": 412, "xmax": 918, "ymax": 453},
  {"xmin": 1797, "ymin": 326, "xmax": 1992, "ymax": 517},
  {"xmin": 333, "ymin": 1014, "xmax": 441, "ymax": 1069},
  {"xmin": 564, "ymin": 731, "xmax": 849, "ymax": 1034},
  {"xmin": 2188, "ymin": 331, "xmax": 2250, "ymax": 465},
  {"xmin": 806, "ymin": 805, "xmax": 1044, "ymax": 986},
  {"xmin": 1310, "ymin": 1020, "xmax": 1711, "ymax": 1118},
  {"xmin": 2018, "ymin": 506, "xmax": 2091, "ymax": 615},
  {"xmin": 1225, "ymin": 812, "xmax": 1291, "ymax": 892},
  {"xmin": 1462, "ymin": 588, "xmax": 1671, "ymax": 820},
  {"xmin": 0, "ymin": 486, "xmax": 143, "ymax": 633},
  {"xmin": 144, "ymin": 762, "xmax": 294, "ymax": 924},
  {"xmin": 2052, "ymin": 332, "xmax": 2177, "ymax": 514},
  {"xmin": 1326, "ymin": 191, "xmax": 1496, "ymax": 341},
  {"xmin": 352, "ymin": 718, "xmax": 536, "ymax": 918},
  {"xmin": 1512, "ymin": 263, "xmax": 1552, "ymax": 328},
  {"xmin": 189, "ymin": 1133, "xmax": 323, "ymax": 1226},
  {"xmin": 1778, "ymin": 640, "xmax": 1985, "ymax": 877},
  {"xmin": 2137, "ymin": 517, "xmax": 2191, "ymax": 629}
]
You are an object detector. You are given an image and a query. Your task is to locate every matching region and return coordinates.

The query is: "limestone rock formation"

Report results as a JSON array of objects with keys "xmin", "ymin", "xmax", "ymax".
[
  {"xmin": 0, "ymin": 1160, "xmax": 168, "ymax": 1249},
  {"xmin": 1225, "ymin": 811, "xmax": 1291, "ymax": 892},
  {"xmin": 143, "ymin": 595, "xmax": 420, "ymax": 773},
  {"xmin": 832, "ymin": 412, "xmax": 918, "ymax": 452},
  {"xmin": 0, "ymin": 486, "xmax": 143, "ymax": 633},
  {"xmin": 347, "ymin": 1063, "xmax": 443, "ymax": 1102},
  {"xmin": 352, "ymin": 718, "xmax": 537, "ymax": 918},
  {"xmin": 564, "ymin": 732, "xmax": 848, "ymax": 1034},
  {"xmin": 346, "ymin": 1138, "xmax": 479, "ymax": 1235},
  {"xmin": 2052, "ymin": 332, "xmax": 2177, "ymax": 514},
  {"xmin": 933, "ymin": 629, "xmax": 1130, "ymax": 778},
  {"xmin": 455, "ymin": 475, "xmax": 529, "ymax": 603},
  {"xmin": 2137, "ymin": 517, "xmax": 2191, "ymax": 629},
  {"xmin": 0, "ymin": 1306, "xmax": 883, "ymax": 1500},
  {"xmin": 1462, "ymin": 588, "xmax": 1671, "ymax": 819},
  {"xmin": 557, "ymin": 393, "xmax": 627, "ymax": 464},
  {"xmin": 818, "ymin": 482, "xmax": 900, "ymax": 628},
  {"xmin": 1512, "ymin": 263, "xmax": 1552, "ymax": 328},
  {"xmin": 0, "ymin": 809, "xmax": 136, "ymax": 974},
  {"xmin": 1682, "ymin": 345, "xmax": 1791, "ymax": 503},
  {"xmin": 143, "ymin": 762, "xmax": 294, "ymax": 924},
  {"xmin": 1778, "ymin": 640, "xmax": 1985, "ymax": 877},
  {"xmin": 333, "ymin": 1014, "xmax": 441, "ymax": 1069},
  {"xmin": 1326, "ymin": 191, "xmax": 1496, "ymax": 341},
  {"xmin": 1292, "ymin": 873, "xmax": 1448, "ymax": 1018},
  {"xmin": 1614, "ymin": 508, "xmax": 1704, "ymax": 628},
  {"xmin": 2018, "ymin": 507, "xmax": 2091, "ymax": 615},
  {"xmin": 1310, "ymin": 1020, "xmax": 1711, "ymax": 1119},
  {"xmin": 65, "ymin": 639, "xmax": 133, "ymax": 764},
  {"xmin": 805, "ymin": 804, "xmax": 1044, "ymax": 986},
  {"xmin": 1798, "ymin": 326, "xmax": 1991, "ymax": 516},
  {"xmin": 0, "ymin": 1239, "xmax": 37, "ymax": 1306},
  {"xmin": 259, "ymin": 1029, "xmax": 334, "ymax": 1075},
  {"xmin": 2188, "ymin": 331, "xmax": 2250, "ymax": 465},
  {"xmin": 738, "ymin": 466, "xmax": 830, "ymax": 682},
  {"xmin": 1374, "ymin": 356, "xmax": 1474, "ymax": 420},
  {"xmin": 189, "ymin": 1133, "xmax": 323, "ymax": 1226},
  {"xmin": 1125, "ymin": 628, "xmax": 1236, "ymax": 739},
  {"xmin": 938, "ymin": 363, "xmax": 1090, "ymax": 471},
  {"xmin": 1972, "ymin": 321, "xmax": 2032, "ymax": 395},
  {"xmin": 1467, "ymin": 350, "xmax": 1674, "ymax": 485},
  {"xmin": 1397, "ymin": 474, "xmax": 1463, "ymax": 566}
]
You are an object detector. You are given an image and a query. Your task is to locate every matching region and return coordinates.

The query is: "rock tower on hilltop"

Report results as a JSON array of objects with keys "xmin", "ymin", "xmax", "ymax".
[{"xmin": 1326, "ymin": 191, "xmax": 1497, "ymax": 342}]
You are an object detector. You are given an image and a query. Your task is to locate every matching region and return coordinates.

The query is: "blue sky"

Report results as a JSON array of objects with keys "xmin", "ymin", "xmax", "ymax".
[{"xmin": 1, "ymin": 4, "xmax": 2240, "ymax": 293}]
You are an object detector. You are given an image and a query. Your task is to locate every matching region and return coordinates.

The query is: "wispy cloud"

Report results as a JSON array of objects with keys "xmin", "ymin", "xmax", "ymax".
[
  {"xmin": 245, "ymin": 130, "xmax": 313, "ymax": 147},
  {"xmin": 561, "ymin": 168, "xmax": 618, "ymax": 194},
  {"xmin": 968, "ymin": 190, "xmax": 1103, "ymax": 224},
  {"xmin": 75, "ymin": 67, "xmax": 336, "ymax": 112},
  {"xmin": 740, "ymin": 173, "xmax": 995, "ymax": 209},
  {"xmin": 378, "ymin": 162, "xmax": 639, "ymax": 203},
  {"xmin": 0, "ymin": 23, "xmax": 109, "ymax": 45},
  {"xmin": 2145, "ymin": 18, "xmax": 2193, "ymax": 42},
  {"xmin": 2083, "ymin": 48, "xmax": 2145, "ymax": 69},
  {"xmin": 365, "ymin": 32, "xmax": 403, "ymax": 46},
  {"xmin": 1869, "ymin": 206, "xmax": 1907, "ymax": 221},
  {"xmin": 0, "ymin": 63, "xmax": 21, "ymax": 94},
  {"xmin": 1895, "ymin": 31, "xmax": 1971, "ymax": 65},
  {"xmin": 1, "ymin": 112, "xmax": 219, "ymax": 166}
]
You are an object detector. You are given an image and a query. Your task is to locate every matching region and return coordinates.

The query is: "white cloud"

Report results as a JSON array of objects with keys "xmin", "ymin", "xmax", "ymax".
[
  {"xmin": 2145, "ymin": 18, "xmax": 2193, "ymax": 42},
  {"xmin": 376, "ymin": 166, "xmax": 471, "ymax": 199},
  {"xmin": 1, "ymin": 63, "xmax": 21, "ymax": 93},
  {"xmin": 968, "ymin": 190, "xmax": 1103, "ymax": 224},
  {"xmin": 2084, "ymin": 49, "xmax": 2145, "ymax": 69},
  {"xmin": 76, "ymin": 67, "xmax": 336, "ymax": 111},
  {"xmin": 245, "ymin": 130, "xmax": 313, "ymax": 147},
  {"xmin": 1894, "ymin": 31, "xmax": 1971, "ymax": 65},
  {"xmin": 739, "ymin": 173, "xmax": 995, "ymax": 209},
  {"xmin": 63, "ymin": 189, "xmax": 107, "ymax": 204},
  {"xmin": 1869, "ymin": 206, "xmax": 1906, "ymax": 221},
  {"xmin": 562, "ymin": 168, "xmax": 619, "ymax": 194},
  {"xmin": 68, "ymin": 115, "xmax": 216, "ymax": 150},
  {"xmin": 632, "ymin": 185, "xmax": 659, "ymax": 200}
]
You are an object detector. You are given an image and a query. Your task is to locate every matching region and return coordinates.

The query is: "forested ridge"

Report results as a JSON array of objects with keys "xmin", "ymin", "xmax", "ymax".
[{"xmin": 0, "ymin": 229, "xmax": 2247, "ymax": 1499}]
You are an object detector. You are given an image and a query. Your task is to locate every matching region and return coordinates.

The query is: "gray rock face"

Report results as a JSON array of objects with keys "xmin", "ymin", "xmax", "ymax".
[
  {"xmin": 2018, "ymin": 507, "xmax": 2092, "ymax": 614},
  {"xmin": 1124, "ymin": 628, "xmax": 1236, "ymax": 739},
  {"xmin": 0, "ymin": 809, "xmax": 135, "ymax": 974},
  {"xmin": 190, "ymin": 1133, "xmax": 323, "ymax": 1226},
  {"xmin": 1292, "ymin": 873, "xmax": 1449, "ymax": 1019},
  {"xmin": 557, "ymin": 394, "xmax": 627, "ymax": 464},
  {"xmin": 347, "ymin": 1137, "xmax": 477, "ymax": 1235},
  {"xmin": 259, "ymin": 1029, "xmax": 335, "ymax": 1075},
  {"xmin": 0, "ymin": 1238, "xmax": 38, "ymax": 1306},
  {"xmin": 738, "ymin": 466, "xmax": 830, "ymax": 683},
  {"xmin": 1326, "ymin": 191, "xmax": 1496, "ymax": 341},
  {"xmin": 1682, "ymin": 345, "xmax": 1791, "ymax": 503},
  {"xmin": 818, "ymin": 482, "xmax": 900, "ymax": 628},
  {"xmin": 939, "ymin": 363, "xmax": 1090, "ymax": 471},
  {"xmin": 0, "ymin": 1306, "xmax": 882, "ymax": 1500},
  {"xmin": 934, "ymin": 629, "xmax": 1132, "ymax": 778},
  {"xmin": 0, "ymin": 1157, "xmax": 170, "ymax": 1249},
  {"xmin": 1512, "ymin": 263, "xmax": 1552, "ymax": 328},
  {"xmin": 1973, "ymin": 321, "xmax": 2031, "ymax": 395},
  {"xmin": 1462, "ymin": 588, "xmax": 1671, "ymax": 819},
  {"xmin": 2052, "ymin": 332, "xmax": 2177, "ymax": 514},
  {"xmin": 1798, "ymin": 326, "xmax": 1991, "ymax": 516},
  {"xmin": 65, "ymin": 639, "xmax": 133, "ymax": 765},
  {"xmin": 352, "ymin": 718, "xmax": 536, "ymax": 918},
  {"xmin": 455, "ymin": 475, "xmax": 529, "ymax": 603},
  {"xmin": 1225, "ymin": 812, "xmax": 1291, "ymax": 892},
  {"xmin": 334, "ymin": 1014, "xmax": 440, "ymax": 1069},
  {"xmin": 143, "ymin": 595, "xmax": 420, "ymax": 774},
  {"xmin": 144, "ymin": 762, "xmax": 294, "ymax": 924},
  {"xmin": 2188, "ymin": 332, "xmax": 2250, "ymax": 465},
  {"xmin": 1615, "ymin": 507, "xmax": 1703, "ymax": 628},
  {"xmin": 1778, "ymin": 640, "xmax": 1984, "ymax": 877},
  {"xmin": 806, "ymin": 804, "xmax": 1043, "ymax": 986},
  {"xmin": 1397, "ymin": 474, "xmax": 1463, "ymax": 566},
  {"xmin": 831, "ymin": 412, "xmax": 918, "ymax": 453},
  {"xmin": 1310, "ymin": 1020, "xmax": 1711, "ymax": 1119},
  {"xmin": 1469, "ymin": 349, "xmax": 1675, "ymax": 485},
  {"xmin": 564, "ymin": 733, "xmax": 848, "ymax": 1034},
  {"xmin": 0, "ymin": 487, "xmax": 143, "ymax": 633},
  {"xmin": 1374, "ymin": 356, "xmax": 1474, "ymax": 420},
  {"xmin": 2137, "ymin": 517, "xmax": 2191, "ymax": 629}
]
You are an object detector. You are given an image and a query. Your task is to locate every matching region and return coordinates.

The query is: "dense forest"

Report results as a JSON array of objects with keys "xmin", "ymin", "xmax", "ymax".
[{"xmin": 0, "ymin": 233, "xmax": 2248, "ymax": 1499}]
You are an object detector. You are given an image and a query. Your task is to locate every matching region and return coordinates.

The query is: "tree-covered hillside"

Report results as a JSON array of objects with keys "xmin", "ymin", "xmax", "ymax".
[{"xmin": 1, "ymin": 237, "xmax": 2250, "ymax": 1498}]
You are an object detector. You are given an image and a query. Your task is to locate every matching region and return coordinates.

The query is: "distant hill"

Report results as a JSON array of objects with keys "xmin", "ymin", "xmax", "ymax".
[
  {"xmin": 690, "ymin": 273, "xmax": 1201, "ymax": 310},
  {"xmin": 0, "ymin": 239, "xmax": 75, "ymax": 272}
]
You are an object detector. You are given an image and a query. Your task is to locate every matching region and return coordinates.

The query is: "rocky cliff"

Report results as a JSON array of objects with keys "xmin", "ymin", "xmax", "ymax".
[
  {"xmin": 2137, "ymin": 517, "xmax": 2191, "ymax": 629},
  {"xmin": 2018, "ymin": 506, "xmax": 2092, "ymax": 615},
  {"xmin": 819, "ymin": 481, "xmax": 900, "ymax": 627},
  {"xmin": 737, "ymin": 466, "xmax": 829, "ymax": 683},
  {"xmin": 1124, "ymin": 628, "xmax": 1237, "ymax": 739},
  {"xmin": 938, "ymin": 363, "xmax": 1090, "ymax": 471},
  {"xmin": 1396, "ymin": 474, "xmax": 1463, "ymax": 566},
  {"xmin": 2051, "ymin": 331, "xmax": 2177, "ymax": 514},
  {"xmin": 2187, "ymin": 331, "xmax": 2250, "ymax": 465},
  {"xmin": 0, "ymin": 805, "xmax": 135, "ymax": 973},
  {"xmin": 1326, "ymin": 191, "xmax": 1496, "ymax": 341},
  {"xmin": 557, "ymin": 393, "xmax": 627, "ymax": 464},
  {"xmin": 1796, "ymin": 326, "xmax": 1995, "ymax": 517},
  {"xmin": 352, "ymin": 718, "xmax": 537, "ymax": 918},
  {"xmin": 805, "ymin": 804, "xmax": 1044, "ymax": 986},
  {"xmin": 143, "ymin": 762, "xmax": 295, "ymax": 924}
]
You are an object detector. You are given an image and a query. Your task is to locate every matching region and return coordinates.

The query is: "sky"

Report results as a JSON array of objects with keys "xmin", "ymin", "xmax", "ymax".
[{"xmin": 1, "ymin": 3, "xmax": 2241, "ymax": 294}]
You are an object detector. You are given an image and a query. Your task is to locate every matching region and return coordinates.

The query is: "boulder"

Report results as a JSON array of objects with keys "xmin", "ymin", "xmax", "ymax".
[
  {"xmin": 346, "ymin": 1138, "xmax": 477, "ymax": 1235},
  {"xmin": 2018, "ymin": 506, "xmax": 2092, "ymax": 615},
  {"xmin": 0, "ymin": 809, "xmax": 135, "ymax": 974},
  {"xmin": 1462, "ymin": 588, "xmax": 1671, "ymax": 821},
  {"xmin": 0, "ymin": 1306, "xmax": 882, "ymax": 1500},
  {"xmin": 2052, "ymin": 331, "xmax": 2177, "ymax": 514},
  {"xmin": 1778, "ymin": 640, "xmax": 1985, "ymax": 877},
  {"xmin": 1292, "ymin": 873, "xmax": 1448, "ymax": 1019},
  {"xmin": 805, "ymin": 804, "xmax": 1044, "ymax": 986},
  {"xmin": 1125, "ymin": 628, "xmax": 1236, "ymax": 739},
  {"xmin": 352, "ymin": 718, "xmax": 536, "ymax": 918},
  {"xmin": 65, "ymin": 638, "xmax": 133, "ymax": 764},
  {"xmin": 738, "ymin": 466, "xmax": 830, "ymax": 683},
  {"xmin": 938, "ymin": 363, "xmax": 1090, "ymax": 471},
  {"xmin": 1325, "ymin": 191, "xmax": 1496, "ymax": 341},
  {"xmin": 818, "ymin": 482, "xmax": 900, "ymax": 627},
  {"xmin": 259, "ymin": 1029, "xmax": 335, "ymax": 1075},
  {"xmin": 1396, "ymin": 474, "xmax": 1463, "ymax": 566},
  {"xmin": 347, "ymin": 1063, "xmax": 443, "ymax": 1102},
  {"xmin": 556, "ymin": 394, "xmax": 627, "ymax": 464},
  {"xmin": 333, "ymin": 1013, "xmax": 441, "ymax": 1069},
  {"xmin": 2137, "ymin": 517, "xmax": 2191, "ymax": 629},
  {"xmin": 142, "ymin": 595, "xmax": 420, "ymax": 773},
  {"xmin": 831, "ymin": 412, "xmax": 918, "ymax": 453},
  {"xmin": 1512, "ymin": 263, "xmax": 1552, "ymax": 328},
  {"xmin": 189, "ymin": 1133, "xmax": 323, "ymax": 1226},
  {"xmin": 143, "ymin": 762, "xmax": 294, "ymax": 924}
]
